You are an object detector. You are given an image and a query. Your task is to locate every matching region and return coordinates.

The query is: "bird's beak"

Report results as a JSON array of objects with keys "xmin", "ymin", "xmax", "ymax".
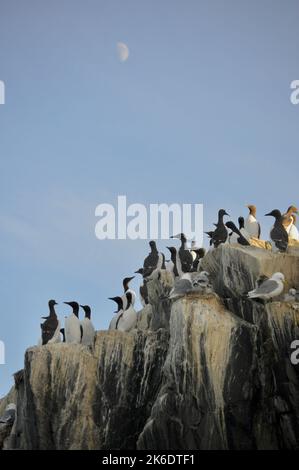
[
  {"xmin": 63, "ymin": 301, "xmax": 70, "ymax": 305},
  {"xmin": 225, "ymin": 212, "xmax": 230, "ymax": 216},
  {"xmin": 265, "ymin": 213, "xmax": 271, "ymax": 216},
  {"xmin": 129, "ymin": 276, "xmax": 135, "ymax": 281},
  {"xmin": 79, "ymin": 305, "xmax": 84, "ymax": 308}
]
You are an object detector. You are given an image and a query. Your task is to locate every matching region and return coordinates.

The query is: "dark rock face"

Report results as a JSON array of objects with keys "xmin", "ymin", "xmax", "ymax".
[{"xmin": 2, "ymin": 246, "xmax": 299, "ymax": 450}]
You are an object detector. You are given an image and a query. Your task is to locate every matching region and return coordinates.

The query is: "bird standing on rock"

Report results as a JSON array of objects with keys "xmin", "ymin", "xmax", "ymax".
[
  {"xmin": 64, "ymin": 301, "xmax": 82, "ymax": 344},
  {"xmin": 166, "ymin": 246, "xmax": 180, "ymax": 277},
  {"xmin": 204, "ymin": 231, "xmax": 214, "ymax": 247},
  {"xmin": 282, "ymin": 206, "xmax": 299, "ymax": 241},
  {"xmin": 211, "ymin": 210, "xmax": 229, "ymax": 248},
  {"xmin": 282, "ymin": 205, "xmax": 298, "ymax": 229},
  {"xmin": 80, "ymin": 305, "xmax": 95, "ymax": 346},
  {"xmin": 170, "ymin": 233, "xmax": 193, "ymax": 274},
  {"xmin": 226, "ymin": 221, "xmax": 250, "ymax": 246},
  {"xmin": 245, "ymin": 205, "xmax": 261, "ymax": 239},
  {"xmin": 108, "ymin": 296, "xmax": 123, "ymax": 330},
  {"xmin": 192, "ymin": 247, "xmax": 206, "ymax": 271},
  {"xmin": 121, "ymin": 276, "xmax": 136, "ymax": 311},
  {"xmin": 265, "ymin": 210, "xmax": 289, "ymax": 252},
  {"xmin": 40, "ymin": 300, "xmax": 60, "ymax": 345},
  {"xmin": 134, "ymin": 268, "xmax": 149, "ymax": 307},
  {"xmin": 143, "ymin": 241, "xmax": 165, "ymax": 279},
  {"xmin": 169, "ymin": 271, "xmax": 212, "ymax": 299},
  {"xmin": 115, "ymin": 292, "xmax": 137, "ymax": 332},
  {"xmin": 247, "ymin": 272, "xmax": 285, "ymax": 301}
]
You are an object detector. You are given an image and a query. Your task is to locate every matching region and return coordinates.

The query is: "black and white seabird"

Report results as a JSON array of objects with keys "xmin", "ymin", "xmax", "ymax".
[
  {"xmin": 247, "ymin": 272, "xmax": 285, "ymax": 300},
  {"xmin": 60, "ymin": 328, "xmax": 66, "ymax": 342},
  {"xmin": 191, "ymin": 248, "xmax": 206, "ymax": 271},
  {"xmin": 226, "ymin": 221, "xmax": 250, "ymax": 246},
  {"xmin": 204, "ymin": 231, "xmax": 214, "ymax": 247},
  {"xmin": 143, "ymin": 241, "xmax": 165, "ymax": 279},
  {"xmin": 108, "ymin": 296, "xmax": 123, "ymax": 330},
  {"xmin": 134, "ymin": 269, "xmax": 149, "ymax": 307},
  {"xmin": 40, "ymin": 299, "xmax": 60, "ymax": 345},
  {"xmin": 166, "ymin": 247, "xmax": 179, "ymax": 277},
  {"xmin": 211, "ymin": 210, "xmax": 229, "ymax": 248},
  {"xmin": 265, "ymin": 210, "xmax": 289, "ymax": 252},
  {"xmin": 80, "ymin": 305, "xmax": 95, "ymax": 346},
  {"xmin": 63, "ymin": 301, "xmax": 82, "ymax": 344},
  {"xmin": 229, "ymin": 217, "xmax": 250, "ymax": 244},
  {"xmin": 245, "ymin": 205, "xmax": 261, "ymax": 239},
  {"xmin": 121, "ymin": 276, "xmax": 136, "ymax": 311},
  {"xmin": 170, "ymin": 233, "xmax": 193, "ymax": 274},
  {"xmin": 115, "ymin": 292, "xmax": 137, "ymax": 332},
  {"xmin": 238, "ymin": 217, "xmax": 250, "ymax": 240}
]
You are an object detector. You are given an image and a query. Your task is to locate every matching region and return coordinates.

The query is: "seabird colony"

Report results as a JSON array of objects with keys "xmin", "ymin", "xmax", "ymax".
[
  {"xmin": 39, "ymin": 301, "xmax": 95, "ymax": 346},
  {"xmin": 38, "ymin": 203, "xmax": 299, "ymax": 344}
]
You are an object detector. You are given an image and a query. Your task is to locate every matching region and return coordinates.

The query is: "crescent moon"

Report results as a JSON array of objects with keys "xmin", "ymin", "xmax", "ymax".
[{"xmin": 116, "ymin": 42, "xmax": 129, "ymax": 63}]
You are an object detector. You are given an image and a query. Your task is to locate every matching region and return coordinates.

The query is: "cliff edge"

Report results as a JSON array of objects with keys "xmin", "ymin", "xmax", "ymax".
[{"xmin": 1, "ymin": 245, "xmax": 299, "ymax": 450}]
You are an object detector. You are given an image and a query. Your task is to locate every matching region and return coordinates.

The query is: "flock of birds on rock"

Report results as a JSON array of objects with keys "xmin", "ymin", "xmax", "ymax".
[
  {"xmin": 38, "ymin": 204, "xmax": 299, "ymax": 345},
  {"xmin": 206, "ymin": 204, "xmax": 299, "ymax": 251},
  {"xmin": 39, "ymin": 301, "xmax": 95, "ymax": 346}
]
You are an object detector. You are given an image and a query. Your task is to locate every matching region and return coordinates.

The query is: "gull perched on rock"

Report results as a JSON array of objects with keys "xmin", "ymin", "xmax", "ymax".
[
  {"xmin": 0, "ymin": 403, "xmax": 16, "ymax": 448},
  {"xmin": 247, "ymin": 272, "xmax": 285, "ymax": 301},
  {"xmin": 169, "ymin": 271, "xmax": 212, "ymax": 299},
  {"xmin": 255, "ymin": 274, "xmax": 269, "ymax": 289},
  {"xmin": 284, "ymin": 288, "xmax": 299, "ymax": 302}
]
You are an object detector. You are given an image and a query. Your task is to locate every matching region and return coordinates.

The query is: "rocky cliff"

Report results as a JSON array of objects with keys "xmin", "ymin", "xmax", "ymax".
[{"xmin": 1, "ymin": 245, "xmax": 299, "ymax": 450}]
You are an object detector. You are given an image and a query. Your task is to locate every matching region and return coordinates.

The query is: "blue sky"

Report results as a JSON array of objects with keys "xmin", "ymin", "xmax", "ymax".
[{"xmin": 0, "ymin": 0, "xmax": 298, "ymax": 396}]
